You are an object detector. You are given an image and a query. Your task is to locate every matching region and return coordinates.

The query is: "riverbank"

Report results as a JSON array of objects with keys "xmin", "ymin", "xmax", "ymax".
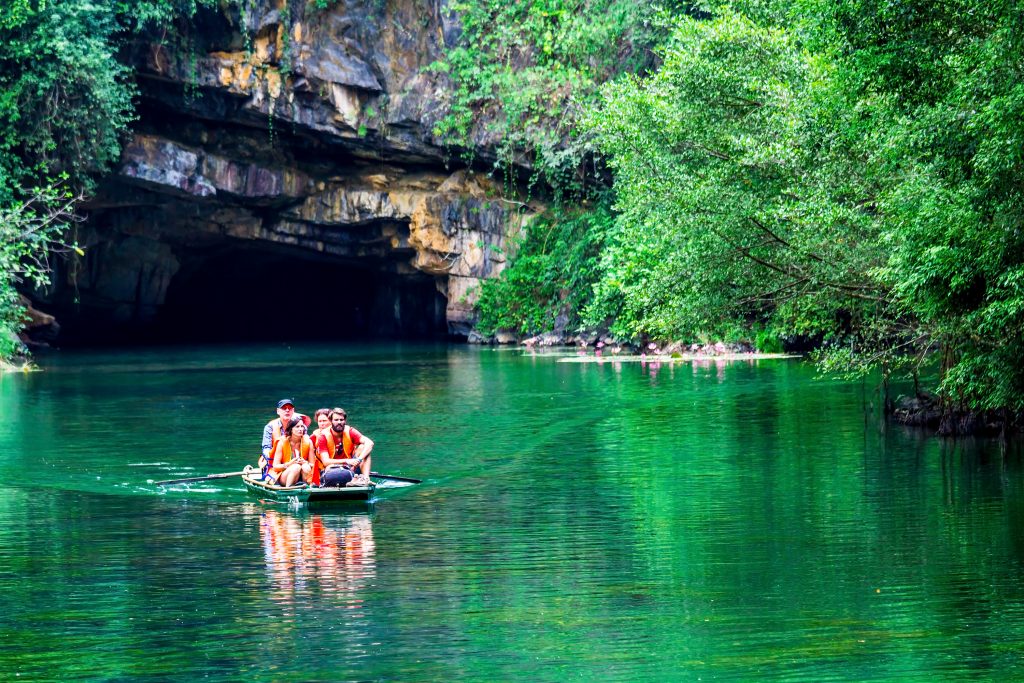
[
  {"xmin": 469, "ymin": 329, "xmax": 776, "ymax": 356},
  {"xmin": 893, "ymin": 393, "xmax": 1022, "ymax": 437},
  {"xmin": 0, "ymin": 354, "xmax": 36, "ymax": 373},
  {"xmin": 556, "ymin": 351, "xmax": 800, "ymax": 363},
  {"xmin": 0, "ymin": 335, "xmax": 34, "ymax": 372},
  {"xmin": 471, "ymin": 328, "xmax": 1023, "ymax": 437}
]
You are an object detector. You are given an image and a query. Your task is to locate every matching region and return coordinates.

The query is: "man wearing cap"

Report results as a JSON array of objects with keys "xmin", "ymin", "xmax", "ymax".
[{"xmin": 260, "ymin": 399, "xmax": 309, "ymax": 480}]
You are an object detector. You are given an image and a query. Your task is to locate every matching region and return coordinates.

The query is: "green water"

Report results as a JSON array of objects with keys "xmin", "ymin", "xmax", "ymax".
[{"xmin": 2, "ymin": 343, "xmax": 1024, "ymax": 681}]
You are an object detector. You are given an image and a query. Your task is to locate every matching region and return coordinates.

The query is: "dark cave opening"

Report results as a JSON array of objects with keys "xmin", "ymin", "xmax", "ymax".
[
  {"xmin": 40, "ymin": 246, "xmax": 452, "ymax": 347},
  {"xmin": 154, "ymin": 248, "xmax": 450, "ymax": 343}
]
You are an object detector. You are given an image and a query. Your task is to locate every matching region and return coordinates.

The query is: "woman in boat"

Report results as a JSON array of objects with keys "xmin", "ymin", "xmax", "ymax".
[
  {"xmin": 306, "ymin": 408, "xmax": 331, "ymax": 486},
  {"xmin": 269, "ymin": 415, "xmax": 314, "ymax": 487},
  {"xmin": 309, "ymin": 408, "xmax": 331, "ymax": 446}
]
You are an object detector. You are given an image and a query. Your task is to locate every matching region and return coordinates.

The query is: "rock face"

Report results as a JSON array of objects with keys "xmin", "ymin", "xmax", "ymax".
[
  {"xmin": 34, "ymin": 0, "xmax": 535, "ymax": 344},
  {"xmin": 17, "ymin": 294, "xmax": 59, "ymax": 348}
]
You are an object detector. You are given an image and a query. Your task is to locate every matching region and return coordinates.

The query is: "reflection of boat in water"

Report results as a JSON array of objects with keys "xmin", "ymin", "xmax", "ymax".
[
  {"xmin": 260, "ymin": 508, "xmax": 377, "ymax": 606},
  {"xmin": 242, "ymin": 471, "xmax": 375, "ymax": 505}
]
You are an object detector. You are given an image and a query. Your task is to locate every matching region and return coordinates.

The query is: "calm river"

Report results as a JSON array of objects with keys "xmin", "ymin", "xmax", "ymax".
[{"xmin": 2, "ymin": 343, "xmax": 1023, "ymax": 681}]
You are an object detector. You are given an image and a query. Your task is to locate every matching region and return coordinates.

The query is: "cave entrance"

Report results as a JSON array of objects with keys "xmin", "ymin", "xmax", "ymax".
[{"xmin": 156, "ymin": 247, "xmax": 449, "ymax": 343}]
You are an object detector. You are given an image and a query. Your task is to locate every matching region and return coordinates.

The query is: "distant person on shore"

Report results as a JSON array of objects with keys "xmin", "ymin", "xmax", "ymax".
[
  {"xmin": 317, "ymin": 407, "xmax": 374, "ymax": 487},
  {"xmin": 260, "ymin": 399, "xmax": 309, "ymax": 480},
  {"xmin": 269, "ymin": 416, "xmax": 315, "ymax": 487}
]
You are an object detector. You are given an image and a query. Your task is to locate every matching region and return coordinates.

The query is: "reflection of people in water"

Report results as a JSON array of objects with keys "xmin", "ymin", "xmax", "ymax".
[{"xmin": 259, "ymin": 510, "xmax": 376, "ymax": 604}]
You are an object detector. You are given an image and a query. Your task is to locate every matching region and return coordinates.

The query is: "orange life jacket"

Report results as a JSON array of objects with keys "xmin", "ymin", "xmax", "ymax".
[
  {"xmin": 259, "ymin": 419, "xmax": 286, "ymax": 474},
  {"xmin": 309, "ymin": 426, "xmax": 340, "ymax": 452},
  {"xmin": 312, "ymin": 426, "xmax": 356, "ymax": 484},
  {"xmin": 270, "ymin": 421, "xmax": 284, "ymax": 454},
  {"xmin": 307, "ymin": 428, "xmax": 324, "ymax": 486},
  {"xmin": 263, "ymin": 416, "xmax": 310, "ymax": 472},
  {"xmin": 274, "ymin": 436, "xmax": 313, "ymax": 472},
  {"xmin": 308, "ymin": 427, "xmax": 322, "ymax": 484},
  {"xmin": 270, "ymin": 417, "xmax": 305, "ymax": 454},
  {"xmin": 319, "ymin": 426, "xmax": 354, "ymax": 459}
]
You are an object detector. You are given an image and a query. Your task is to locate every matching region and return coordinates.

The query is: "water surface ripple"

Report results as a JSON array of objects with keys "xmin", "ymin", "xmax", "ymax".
[{"xmin": 1, "ymin": 343, "xmax": 1022, "ymax": 680}]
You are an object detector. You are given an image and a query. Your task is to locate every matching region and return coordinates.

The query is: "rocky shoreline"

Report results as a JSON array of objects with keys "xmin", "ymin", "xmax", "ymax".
[
  {"xmin": 0, "ymin": 353, "xmax": 35, "ymax": 373},
  {"xmin": 467, "ymin": 329, "xmax": 763, "ymax": 357},
  {"xmin": 470, "ymin": 328, "xmax": 1022, "ymax": 437},
  {"xmin": 893, "ymin": 393, "xmax": 1021, "ymax": 437}
]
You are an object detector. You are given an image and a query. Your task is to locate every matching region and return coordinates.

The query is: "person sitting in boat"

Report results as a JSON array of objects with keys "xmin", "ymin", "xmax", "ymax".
[
  {"xmin": 306, "ymin": 408, "xmax": 332, "ymax": 486},
  {"xmin": 260, "ymin": 398, "xmax": 308, "ymax": 480},
  {"xmin": 316, "ymin": 407, "xmax": 374, "ymax": 487},
  {"xmin": 309, "ymin": 408, "xmax": 331, "ymax": 448},
  {"xmin": 268, "ymin": 416, "xmax": 315, "ymax": 487}
]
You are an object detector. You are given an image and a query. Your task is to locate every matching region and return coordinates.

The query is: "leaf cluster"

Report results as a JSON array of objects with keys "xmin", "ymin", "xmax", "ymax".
[
  {"xmin": 0, "ymin": 0, "xmax": 214, "ymax": 203},
  {"xmin": 0, "ymin": 184, "xmax": 81, "ymax": 359},
  {"xmin": 584, "ymin": 9, "xmax": 888, "ymax": 345},
  {"xmin": 430, "ymin": 0, "xmax": 677, "ymax": 196},
  {"xmin": 475, "ymin": 202, "xmax": 613, "ymax": 335},
  {"xmin": 482, "ymin": 0, "xmax": 1024, "ymax": 412}
]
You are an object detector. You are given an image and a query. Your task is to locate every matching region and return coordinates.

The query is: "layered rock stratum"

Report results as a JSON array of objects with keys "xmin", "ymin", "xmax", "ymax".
[{"xmin": 31, "ymin": 0, "xmax": 535, "ymax": 344}]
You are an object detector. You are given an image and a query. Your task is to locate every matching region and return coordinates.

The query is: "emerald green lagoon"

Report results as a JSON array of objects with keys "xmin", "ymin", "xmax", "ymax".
[{"xmin": 2, "ymin": 343, "xmax": 1023, "ymax": 680}]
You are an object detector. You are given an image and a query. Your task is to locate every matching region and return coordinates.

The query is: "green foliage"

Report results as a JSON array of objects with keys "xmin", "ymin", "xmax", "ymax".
[
  {"xmin": 0, "ymin": 185, "xmax": 79, "ymax": 359},
  {"xmin": 430, "ymin": 0, "xmax": 676, "ymax": 195},
  {"xmin": 853, "ymin": 0, "xmax": 1024, "ymax": 411},
  {"xmin": 573, "ymin": 0, "xmax": 1024, "ymax": 412},
  {"xmin": 476, "ymin": 0, "xmax": 1023, "ymax": 411},
  {"xmin": 475, "ymin": 202, "xmax": 613, "ymax": 335},
  {"xmin": 0, "ymin": 1, "xmax": 130, "ymax": 201},
  {"xmin": 0, "ymin": 0, "xmax": 216, "ymax": 202},
  {"xmin": 0, "ymin": 0, "xmax": 212, "ymax": 360},
  {"xmin": 583, "ymin": 9, "xmax": 888, "ymax": 347},
  {"xmin": 754, "ymin": 326, "xmax": 783, "ymax": 354},
  {"xmin": 782, "ymin": 0, "xmax": 1024, "ymax": 409}
]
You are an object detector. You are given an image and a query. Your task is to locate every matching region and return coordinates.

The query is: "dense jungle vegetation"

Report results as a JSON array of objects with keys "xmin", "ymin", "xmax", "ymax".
[
  {"xmin": 0, "ymin": 1, "xmax": 1022, "ymax": 427},
  {"xmin": 454, "ymin": 0, "xmax": 1024, "ymax": 422},
  {"xmin": 0, "ymin": 0, "xmax": 210, "ymax": 360}
]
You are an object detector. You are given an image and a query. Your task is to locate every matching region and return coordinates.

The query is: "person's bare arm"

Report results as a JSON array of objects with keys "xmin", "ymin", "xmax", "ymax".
[{"xmin": 354, "ymin": 437, "xmax": 374, "ymax": 459}]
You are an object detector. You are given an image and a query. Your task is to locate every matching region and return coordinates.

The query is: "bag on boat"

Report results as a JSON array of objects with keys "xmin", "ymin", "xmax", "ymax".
[{"xmin": 322, "ymin": 466, "xmax": 354, "ymax": 487}]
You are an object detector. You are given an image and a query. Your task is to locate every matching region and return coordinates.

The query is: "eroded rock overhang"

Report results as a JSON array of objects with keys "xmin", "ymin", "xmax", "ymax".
[{"xmin": 32, "ymin": 0, "xmax": 536, "ymax": 344}]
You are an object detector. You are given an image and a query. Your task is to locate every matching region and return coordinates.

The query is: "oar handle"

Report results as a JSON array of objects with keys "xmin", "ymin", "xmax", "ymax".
[{"xmin": 154, "ymin": 469, "xmax": 250, "ymax": 486}]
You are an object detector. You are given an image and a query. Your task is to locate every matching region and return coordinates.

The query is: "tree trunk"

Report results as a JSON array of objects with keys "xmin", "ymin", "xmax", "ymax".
[
  {"xmin": 882, "ymin": 362, "xmax": 894, "ymax": 414},
  {"xmin": 936, "ymin": 340, "xmax": 958, "ymax": 435}
]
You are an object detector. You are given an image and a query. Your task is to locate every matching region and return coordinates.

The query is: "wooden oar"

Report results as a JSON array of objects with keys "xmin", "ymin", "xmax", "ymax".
[
  {"xmin": 154, "ymin": 470, "xmax": 250, "ymax": 486},
  {"xmin": 370, "ymin": 471, "xmax": 422, "ymax": 484}
]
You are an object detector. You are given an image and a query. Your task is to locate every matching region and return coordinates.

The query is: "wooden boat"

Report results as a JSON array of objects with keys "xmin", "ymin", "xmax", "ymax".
[{"xmin": 241, "ymin": 471, "xmax": 376, "ymax": 504}]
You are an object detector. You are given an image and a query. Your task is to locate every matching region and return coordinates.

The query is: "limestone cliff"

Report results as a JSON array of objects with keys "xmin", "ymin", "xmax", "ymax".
[{"xmin": 30, "ymin": 0, "xmax": 536, "ymax": 345}]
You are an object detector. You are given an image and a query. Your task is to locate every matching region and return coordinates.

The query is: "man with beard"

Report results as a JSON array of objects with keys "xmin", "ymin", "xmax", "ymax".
[{"xmin": 316, "ymin": 407, "xmax": 374, "ymax": 487}]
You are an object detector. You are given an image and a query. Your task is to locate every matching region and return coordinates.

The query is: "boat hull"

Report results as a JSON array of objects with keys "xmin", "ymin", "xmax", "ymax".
[{"xmin": 242, "ymin": 473, "xmax": 375, "ymax": 504}]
